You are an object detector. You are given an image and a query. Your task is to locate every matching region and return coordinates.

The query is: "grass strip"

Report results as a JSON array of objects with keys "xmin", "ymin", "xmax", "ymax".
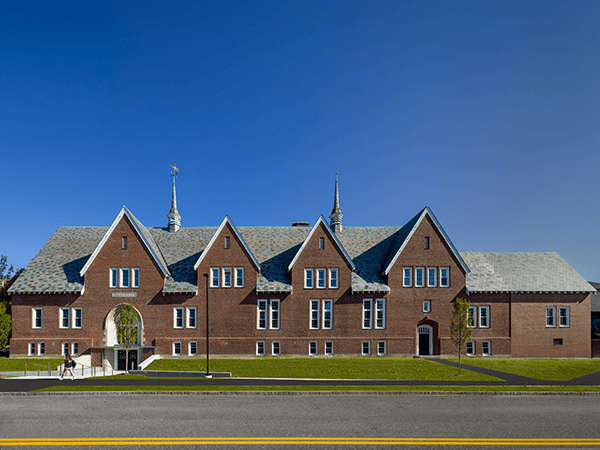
[{"xmin": 0, "ymin": 358, "xmax": 63, "ymax": 372}]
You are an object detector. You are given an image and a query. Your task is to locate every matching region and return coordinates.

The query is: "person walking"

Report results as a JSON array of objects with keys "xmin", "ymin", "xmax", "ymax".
[{"xmin": 59, "ymin": 353, "xmax": 76, "ymax": 380}]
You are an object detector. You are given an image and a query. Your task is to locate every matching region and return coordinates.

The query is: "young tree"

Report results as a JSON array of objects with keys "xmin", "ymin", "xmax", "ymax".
[
  {"xmin": 0, "ymin": 256, "xmax": 19, "ymax": 352},
  {"xmin": 115, "ymin": 304, "xmax": 139, "ymax": 373},
  {"xmin": 450, "ymin": 297, "xmax": 472, "ymax": 375}
]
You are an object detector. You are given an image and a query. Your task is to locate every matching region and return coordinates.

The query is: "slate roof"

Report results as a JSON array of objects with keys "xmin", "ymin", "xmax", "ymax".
[{"xmin": 462, "ymin": 252, "xmax": 595, "ymax": 293}]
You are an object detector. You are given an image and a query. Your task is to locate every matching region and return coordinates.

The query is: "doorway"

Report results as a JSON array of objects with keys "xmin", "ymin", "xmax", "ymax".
[
  {"xmin": 418, "ymin": 325, "xmax": 433, "ymax": 355},
  {"xmin": 117, "ymin": 349, "xmax": 138, "ymax": 371}
]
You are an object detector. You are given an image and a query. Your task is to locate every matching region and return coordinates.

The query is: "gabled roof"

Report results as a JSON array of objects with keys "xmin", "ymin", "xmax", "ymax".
[
  {"xmin": 79, "ymin": 206, "xmax": 170, "ymax": 278},
  {"xmin": 287, "ymin": 216, "xmax": 356, "ymax": 272},
  {"xmin": 462, "ymin": 252, "xmax": 596, "ymax": 293},
  {"xmin": 193, "ymin": 216, "xmax": 260, "ymax": 272},
  {"xmin": 382, "ymin": 206, "xmax": 470, "ymax": 276}
]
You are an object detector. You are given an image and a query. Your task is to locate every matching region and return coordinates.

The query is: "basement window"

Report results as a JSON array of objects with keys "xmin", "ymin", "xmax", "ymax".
[{"xmin": 554, "ymin": 339, "xmax": 563, "ymax": 346}]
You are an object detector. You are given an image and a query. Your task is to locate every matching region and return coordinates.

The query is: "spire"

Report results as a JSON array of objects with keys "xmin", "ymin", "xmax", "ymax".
[
  {"xmin": 329, "ymin": 173, "xmax": 343, "ymax": 233},
  {"xmin": 167, "ymin": 165, "xmax": 181, "ymax": 232}
]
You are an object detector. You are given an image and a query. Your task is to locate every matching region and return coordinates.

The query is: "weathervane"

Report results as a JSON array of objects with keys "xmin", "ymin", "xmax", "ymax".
[{"xmin": 170, "ymin": 164, "xmax": 179, "ymax": 178}]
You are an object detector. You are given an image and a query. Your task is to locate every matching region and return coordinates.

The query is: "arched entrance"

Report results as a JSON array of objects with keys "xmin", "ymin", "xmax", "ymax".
[
  {"xmin": 104, "ymin": 304, "xmax": 143, "ymax": 371},
  {"xmin": 417, "ymin": 325, "xmax": 433, "ymax": 355}
]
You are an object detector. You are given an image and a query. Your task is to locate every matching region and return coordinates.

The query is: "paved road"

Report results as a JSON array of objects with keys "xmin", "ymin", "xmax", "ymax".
[{"xmin": 1, "ymin": 394, "xmax": 599, "ymax": 449}]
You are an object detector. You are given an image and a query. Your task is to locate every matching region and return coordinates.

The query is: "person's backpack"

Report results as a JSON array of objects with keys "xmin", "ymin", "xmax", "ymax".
[{"xmin": 72, "ymin": 361, "xmax": 76, "ymax": 368}]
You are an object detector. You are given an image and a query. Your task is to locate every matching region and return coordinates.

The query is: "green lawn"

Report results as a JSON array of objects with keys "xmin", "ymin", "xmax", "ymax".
[
  {"xmin": 0, "ymin": 358, "xmax": 63, "ymax": 372},
  {"xmin": 449, "ymin": 358, "xmax": 600, "ymax": 381},
  {"xmin": 146, "ymin": 357, "xmax": 500, "ymax": 381}
]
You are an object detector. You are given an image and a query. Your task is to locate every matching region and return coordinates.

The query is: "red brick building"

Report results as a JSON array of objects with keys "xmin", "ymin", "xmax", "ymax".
[{"xmin": 8, "ymin": 176, "xmax": 595, "ymax": 369}]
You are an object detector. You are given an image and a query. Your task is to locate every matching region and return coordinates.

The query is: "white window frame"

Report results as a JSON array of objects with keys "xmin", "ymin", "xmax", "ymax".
[
  {"xmin": 310, "ymin": 299, "xmax": 320, "ymax": 329},
  {"xmin": 222, "ymin": 267, "xmax": 232, "ymax": 288},
  {"xmin": 270, "ymin": 300, "xmax": 280, "ymax": 330},
  {"xmin": 403, "ymin": 267, "xmax": 412, "ymax": 287},
  {"xmin": 60, "ymin": 307, "xmax": 70, "ymax": 329},
  {"xmin": 468, "ymin": 306, "xmax": 478, "ymax": 328},
  {"xmin": 120, "ymin": 268, "xmax": 130, "ymax": 288},
  {"xmin": 38, "ymin": 342, "xmax": 45, "ymax": 356},
  {"xmin": 235, "ymin": 267, "xmax": 244, "ymax": 287},
  {"xmin": 440, "ymin": 267, "xmax": 449, "ymax": 287},
  {"xmin": 375, "ymin": 299, "xmax": 385, "ymax": 329},
  {"xmin": 362, "ymin": 341, "xmax": 370, "ymax": 355},
  {"xmin": 187, "ymin": 307, "xmax": 197, "ymax": 329},
  {"xmin": 423, "ymin": 300, "xmax": 431, "ymax": 313},
  {"xmin": 546, "ymin": 306, "xmax": 556, "ymax": 327},
  {"xmin": 132, "ymin": 268, "xmax": 140, "ymax": 288},
  {"xmin": 32, "ymin": 308, "xmax": 42, "ymax": 329},
  {"xmin": 482, "ymin": 341, "xmax": 491, "ymax": 356},
  {"xmin": 257, "ymin": 300, "xmax": 267, "ymax": 330},
  {"xmin": 378, "ymin": 341, "xmax": 386, "ymax": 355},
  {"xmin": 109, "ymin": 268, "xmax": 118, "ymax": 288},
  {"xmin": 173, "ymin": 342, "xmax": 181, "ymax": 356},
  {"xmin": 72, "ymin": 307, "xmax": 82, "ymax": 329},
  {"xmin": 71, "ymin": 342, "xmax": 79, "ymax": 355},
  {"xmin": 272, "ymin": 341, "xmax": 280, "ymax": 356},
  {"xmin": 329, "ymin": 268, "xmax": 339, "ymax": 289},
  {"xmin": 415, "ymin": 267, "xmax": 425, "ymax": 287},
  {"xmin": 427, "ymin": 267, "xmax": 437, "ymax": 287},
  {"xmin": 189, "ymin": 341, "xmax": 197, "ymax": 356},
  {"xmin": 317, "ymin": 268, "xmax": 326, "ymax": 289},
  {"xmin": 322, "ymin": 299, "xmax": 333, "ymax": 329},
  {"xmin": 466, "ymin": 341, "xmax": 474, "ymax": 356},
  {"xmin": 304, "ymin": 269, "xmax": 314, "ymax": 289},
  {"xmin": 559, "ymin": 307, "xmax": 570, "ymax": 327},
  {"xmin": 174, "ymin": 307, "xmax": 184, "ymax": 329},
  {"xmin": 479, "ymin": 306, "xmax": 490, "ymax": 328},
  {"xmin": 309, "ymin": 341, "xmax": 318, "ymax": 356},
  {"xmin": 210, "ymin": 267, "xmax": 220, "ymax": 287},
  {"xmin": 256, "ymin": 341, "xmax": 265, "ymax": 356},
  {"xmin": 62, "ymin": 342, "xmax": 69, "ymax": 355},
  {"xmin": 362, "ymin": 299, "xmax": 373, "ymax": 329},
  {"xmin": 28, "ymin": 342, "xmax": 35, "ymax": 355},
  {"xmin": 325, "ymin": 341, "xmax": 333, "ymax": 356}
]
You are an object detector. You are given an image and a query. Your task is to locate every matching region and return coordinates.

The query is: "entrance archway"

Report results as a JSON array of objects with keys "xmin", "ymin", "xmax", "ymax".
[
  {"xmin": 417, "ymin": 325, "xmax": 433, "ymax": 355},
  {"xmin": 104, "ymin": 304, "xmax": 143, "ymax": 371}
]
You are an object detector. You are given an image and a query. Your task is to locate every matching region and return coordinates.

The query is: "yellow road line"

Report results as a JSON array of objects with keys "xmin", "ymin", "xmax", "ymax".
[{"xmin": 1, "ymin": 437, "xmax": 600, "ymax": 446}]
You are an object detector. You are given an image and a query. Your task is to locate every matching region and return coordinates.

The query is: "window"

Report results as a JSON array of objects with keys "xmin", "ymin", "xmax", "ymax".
[
  {"xmin": 72, "ymin": 307, "xmax": 82, "ymax": 329},
  {"xmin": 317, "ymin": 269, "xmax": 326, "ymax": 288},
  {"xmin": 120, "ymin": 268, "xmax": 130, "ymax": 288},
  {"xmin": 28, "ymin": 342, "xmax": 35, "ymax": 356},
  {"xmin": 325, "ymin": 341, "xmax": 333, "ymax": 355},
  {"xmin": 38, "ymin": 342, "xmax": 45, "ymax": 356},
  {"xmin": 173, "ymin": 342, "xmax": 181, "ymax": 356},
  {"xmin": 378, "ymin": 341, "xmax": 386, "ymax": 355},
  {"xmin": 440, "ymin": 267, "xmax": 449, "ymax": 287},
  {"xmin": 174, "ymin": 307, "xmax": 184, "ymax": 328},
  {"xmin": 189, "ymin": 342, "xmax": 197, "ymax": 355},
  {"xmin": 122, "ymin": 236, "xmax": 127, "ymax": 249},
  {"xmin": 222, "ymin": 267, "xmax": 232, "ymax": 288},
  {"xmin": 310, "ymin": 300, "xmax": 320, "ymax": 329},
  {"xmin": 309, "ymin": 341, "xmax": 317, "ymax": 355},
  {"xmin": 60, "ymin": 308, "xmax": 70, "ymax": 328},
  {"xmin": 427, "ymin": 267, "xmax": 437, "ymax": 287},
  {"xmin": 479, "ymin": 306, "xmax": 490, "ymax": 328},
  {"xmin": 329, "ymin": 268, "xmax": 339, "ymax": 289},
  {"xmin": 225, "ymin": 236, "xmax": 230, "ymax": 249},
  {"xmin": 256, "ymin": 341, "xmax": 265, "ymax": 356},
  {"xmin": 270, "ymin": 300, "xmax": 280, "ymax": 330},
  {"xmin": 423, "ymin": 300, "xmax": 431, "ymax": 313},
  {"xmin": 72, "ymin": 342, "xmax": 79, "ymax": 355},
  {"xmin": 482, "ymin": 341, "xmax": 490, "ymax": 356},
  {"xmin": 415, "ymin": 267, "xmax": 425, "ymax": 287},
  {"xmin": 187, "ymin": 307, "xmax": 197, "ymax": 328},
  {"xmin": 305, "ymin": 269, "xmax": 314, "ymax": 289},
  {"xmin": 319, "ymin": 237, "xmax": 324, "ymax": 249},
  {"xmin": 554, "ymin": 338, "xmax": 563, "ymax": 346},
  {"xmin": 403, "ymin": 267, "xmax": 412, "ymax": 287},
  {"xmin": 132, "ymin": 268, "xmax": 140, "ymax": 288},
  {"xmin": 257, "ymin": 300, "xmax": 267, "ymax": 329},
  {"xmin": 110, "ymin": 268, "xmax": 118, "ymax": 288},
  {"xmin": 468, "ymin": 306, "xmax": 478, "ymax": 328},
  {"xmin": 62, "ymin": 342, "xmax": 69, "ymax": 355},
  {"xmin": 32, "ymin": 308, "xmax": 42, "ymax": 329},
  {"xmin": 211, "ymin": 267, "xmax": 220, "ymax": 287},
  {"xmin": 546, "ymin": 307, "xmax": 556, "ymax": 327},
  {"xmin": 466, "ymin": 341, "xmax": 474, "ymax": 356},
  {"xmin": 272, "ymin": 341, "xmax": 280, "ymax": 356},
  {"xmin": 375, "ymin": 299, "xmax": 385, "ymax": 329},
  {"xmin": 235, "ymin": 267, "xmax": 244, "ymax": 287},
  {"xmin": 322, "ymin": 300, "xmax": 333, "ymax": 329},
  {"xmin": 363, "ymin": 299, "xmax": 372, "ymax": 329},
  {"xmin": 424, "ymin": 237, "xmax": 429, "ymax": 249},
  {"xmin": 362, "ymin": 341, "xmax": 370, "ymax": 355},
  {"xmin": 559, "ymin": 307, "xmax": 570, "ymax": 327}
]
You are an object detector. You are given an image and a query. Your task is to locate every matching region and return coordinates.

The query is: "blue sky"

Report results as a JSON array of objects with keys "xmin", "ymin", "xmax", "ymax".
[{"xmin": 1, "ymin": 1, "xmax": 599, "ymax": 281}]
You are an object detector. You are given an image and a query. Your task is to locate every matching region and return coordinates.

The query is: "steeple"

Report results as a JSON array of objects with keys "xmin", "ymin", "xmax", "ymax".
[
  {"xmin": 167, "ymin": 165, "xmax": 181, "ymax": 232},
  {"xmin": 329, "ymin": 173, "xmax": 343, "ymax": 233}
]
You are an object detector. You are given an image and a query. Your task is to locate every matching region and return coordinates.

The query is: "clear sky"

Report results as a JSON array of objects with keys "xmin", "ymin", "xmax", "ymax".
[{"xmin": 1, "ymin": 1, "xmax": 599, "ymax": 281}]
